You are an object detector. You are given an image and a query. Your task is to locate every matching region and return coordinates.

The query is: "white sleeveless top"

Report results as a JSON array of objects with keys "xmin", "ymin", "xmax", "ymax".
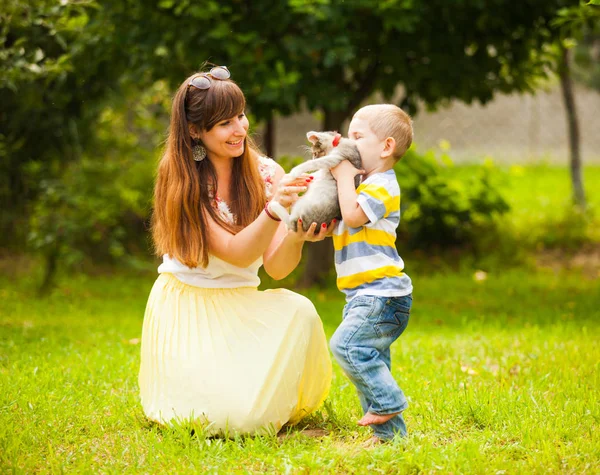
[{"xmin": 157, "ymin": 156, "xmax": 277, "ymax": 288}]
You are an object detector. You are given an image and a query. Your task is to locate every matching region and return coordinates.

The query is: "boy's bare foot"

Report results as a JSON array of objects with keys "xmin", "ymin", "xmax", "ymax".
[{"xmin": 357, "ymin": 411, "xmax": 400, "ymax": 426}]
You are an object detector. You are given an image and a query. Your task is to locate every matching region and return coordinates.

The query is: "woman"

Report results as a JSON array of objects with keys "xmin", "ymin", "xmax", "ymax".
[{"xmin": 139, "ymin": 65, "xmax": 332, "ymax": 436}]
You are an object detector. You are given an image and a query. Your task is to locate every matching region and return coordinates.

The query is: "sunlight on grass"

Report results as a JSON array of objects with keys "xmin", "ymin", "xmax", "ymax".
[
  {"xmin": 452, "ymin": 164, "xmax": 600, "ymax": 244},
  {"xmin": 1, "ymin": 164, "xmax": 598, "ymax": 472},
  {"xmin": 1, "ymin": 266, "xmax": 598, "ymax": 473}
]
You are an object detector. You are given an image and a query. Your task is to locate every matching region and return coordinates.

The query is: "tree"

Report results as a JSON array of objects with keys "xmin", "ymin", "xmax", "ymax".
[
  {"xmin": 558, "ymin": 43, "xmax": 586, "ymax": 209},
  {"xmin": 553, "ymin": 0, "xmax": 600, "ymax": 209},
  {"xmin": 0, "ymin": 0, "xmax": 127, "ymax": 245},
  {"xmin": 2, "ymin": 0, "xmax": 584, "ymax": 288},
  {"xmin": 285, "ymin": 0, "xmax": 579, "ymax": 285},
  {"xmin": 571, "ymin": 3, "xmax": 600, "ymax": 91}
]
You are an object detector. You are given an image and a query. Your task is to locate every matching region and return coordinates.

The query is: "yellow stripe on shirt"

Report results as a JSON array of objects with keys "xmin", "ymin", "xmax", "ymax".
[
  {"xmin": 333, "ymin": 227, "xmax": 396, "ymax": 250},
  {"xmin": 337, "ymin": 265, "xmax": 405, "ymax": 290},
  {"xmin": 357, "ymin": 183, "xmax": 400, "ymax": 217}
]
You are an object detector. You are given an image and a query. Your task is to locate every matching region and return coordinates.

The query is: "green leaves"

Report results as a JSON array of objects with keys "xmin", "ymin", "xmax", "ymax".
[
  {"xmin": 396, "ymin": 148, "xmax": 510, "ymax": 247},
  {"xmin": 1, "ymin": 0, "xmax": 587, "ymax": 285}
]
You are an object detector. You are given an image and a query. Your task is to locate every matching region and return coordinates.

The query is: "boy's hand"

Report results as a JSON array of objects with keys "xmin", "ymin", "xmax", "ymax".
[{"xmin": 331, "ymin": 160, "xmax": 365, "ymax": 182}]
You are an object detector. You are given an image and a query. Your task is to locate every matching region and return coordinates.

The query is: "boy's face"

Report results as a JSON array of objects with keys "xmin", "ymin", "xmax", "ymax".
[{"xmin": 347, "ymin": 114, "xmax": 387, "ymax": 173}]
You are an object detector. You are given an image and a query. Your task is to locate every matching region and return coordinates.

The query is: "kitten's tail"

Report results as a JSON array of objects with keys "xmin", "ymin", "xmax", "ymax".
[{"xmin": 268, "ymin": 201, "xmax": 292, "ymax": 228}]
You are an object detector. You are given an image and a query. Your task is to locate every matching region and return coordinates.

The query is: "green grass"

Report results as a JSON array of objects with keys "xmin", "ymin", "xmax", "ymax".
[
  {"xmin": 456, "ymin": 163, "xmax": 600, "ymax": 242},
  {"xmin": 2, "ymin": 163, "xmax": 599, "ymax": 472},
  {"xmin": 441, "ymin": 163, "xmax": 600, "ymax": 219},
  {"xmin": 1, "ymin": 265, "xmax": 599, "ymax": 473}
]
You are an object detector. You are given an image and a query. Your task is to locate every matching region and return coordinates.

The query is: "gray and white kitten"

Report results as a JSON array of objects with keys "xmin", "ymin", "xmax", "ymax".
[{"xmin": 270, "ymin": 131, "xmax": 362, "ymax": 232}]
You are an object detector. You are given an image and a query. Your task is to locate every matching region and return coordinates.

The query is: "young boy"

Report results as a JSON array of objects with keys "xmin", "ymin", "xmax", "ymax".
[{"xmin": 329, "ymin": 104, "xmax": 414, "ymax": 443}]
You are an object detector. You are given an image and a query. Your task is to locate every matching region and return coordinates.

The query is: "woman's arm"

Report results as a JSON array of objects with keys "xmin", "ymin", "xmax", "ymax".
[
  {"xmin": 206, "ymin": 166, "xmax": 308, "ymax": 268},
  {"xmin": 263, "ymin": 222, "xmax": 334, "ymax": 280},
  {"xmin": 205, "ymin": 208, "xmax": 280, "ymax": 268}
]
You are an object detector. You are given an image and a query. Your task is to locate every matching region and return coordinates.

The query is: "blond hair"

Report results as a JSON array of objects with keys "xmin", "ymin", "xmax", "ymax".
[{"xmin": 355, "ymin": 104, "xmax": 413, "ymax": 159}]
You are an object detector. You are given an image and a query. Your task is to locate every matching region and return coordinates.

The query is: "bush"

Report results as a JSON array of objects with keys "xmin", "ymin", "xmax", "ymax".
[
  {"xmin": 28, "ymin": 154, "xmax": 155, "ymax": 292},
  {"xmin": 535, "ymin": 206, "xmax": 595, "ymax": 250},
  {"xmin": 395, "ymin": 147, "xmax": 510, "ymax": 248},
  {"xmin": 25, "ymin": 81, "xmax": 169, "ymax": 292},
  {"xmin": 277, "ymin": 146, "xmax": 511, "ymax": 250}
]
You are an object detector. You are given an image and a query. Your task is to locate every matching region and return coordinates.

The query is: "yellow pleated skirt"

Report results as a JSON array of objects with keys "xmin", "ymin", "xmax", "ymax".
[{"xmin": 138, "ymin": 273, "xmax": 332, "ymax": 436}]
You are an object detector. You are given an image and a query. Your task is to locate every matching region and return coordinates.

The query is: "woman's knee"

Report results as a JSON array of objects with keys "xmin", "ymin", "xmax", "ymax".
[{"xmin": 289, "ymin": 293, "xmax": 320, "ymax": 324}]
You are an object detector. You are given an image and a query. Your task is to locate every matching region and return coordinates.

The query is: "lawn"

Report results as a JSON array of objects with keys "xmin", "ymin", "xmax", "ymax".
[
  {"xmin": 452, "ymin": 163, "xmax": 600, "ymax": 239},
  {"xmin": 1, "ymin": 163, "xmax": 599, "ymax": 473},
  {"xmin": 1, "ymin": 264, "xmax": 598, "ymax": 473}
]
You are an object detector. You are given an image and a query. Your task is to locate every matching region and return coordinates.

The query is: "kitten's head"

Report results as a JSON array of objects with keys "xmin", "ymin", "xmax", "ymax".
[{"xmin": 306, "ymin": 131, "xmax": 342, "ymax": 158}]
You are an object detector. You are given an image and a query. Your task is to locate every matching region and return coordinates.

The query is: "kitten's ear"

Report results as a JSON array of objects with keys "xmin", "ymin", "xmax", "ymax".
[{"xmin": 306, "ymin": 131, "xmax": 319, "ymax": 144}]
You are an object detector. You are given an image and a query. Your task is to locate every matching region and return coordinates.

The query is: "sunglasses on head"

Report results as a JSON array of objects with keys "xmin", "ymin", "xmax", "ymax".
[{"xmin": 188, "ymin": 66, "xmax": 231, "ymax": 90}]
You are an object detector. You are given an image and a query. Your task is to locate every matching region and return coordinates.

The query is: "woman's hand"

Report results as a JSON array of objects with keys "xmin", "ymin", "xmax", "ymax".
[
  {"xmin": 271, "ymin": 174, "xmax": 312, "ymax": 208},
  {"xmin": 288, "ymin": 219, "xmax": 337, "ymax": 243}
]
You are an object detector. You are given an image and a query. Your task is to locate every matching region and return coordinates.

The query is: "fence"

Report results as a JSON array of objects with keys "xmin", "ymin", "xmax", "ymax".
[{"xmin": 267, "ymin": 82, "xmax": 600, "ymax": 164}]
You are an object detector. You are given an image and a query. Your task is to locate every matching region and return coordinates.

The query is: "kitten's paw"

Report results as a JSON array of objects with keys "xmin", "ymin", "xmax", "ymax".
[
  {"xmin": 268, "ymin": 201, "xmax": 292, "ymax": 227},
  {"xmin": 280, "ymin": 174, "xmax": 297, "ymax": 185},
  {"xmin": 287, "ymin": 167, "xmax": 304, "ymax": 179}
]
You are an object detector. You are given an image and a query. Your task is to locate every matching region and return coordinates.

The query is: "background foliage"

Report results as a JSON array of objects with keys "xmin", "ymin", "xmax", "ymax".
[
  {"xmin": 2, "ymin": 0, "xmax": 597, "ymax": 289},
  {"xmin": 395, "ymin": 149, "xmax": 510, "ymax": 248},
  {"xmin": 0, "ymin": 0, "xmax": 125, "ymax": 244},
  {"xmin": 1, "ymin": 2, "xmax": 599, "ymax": 471}
]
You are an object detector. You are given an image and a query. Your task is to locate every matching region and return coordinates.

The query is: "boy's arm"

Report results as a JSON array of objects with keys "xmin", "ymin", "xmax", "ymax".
[{"xmin": 332, "ymin": 160, "xmax": 369, "ymax": 228}]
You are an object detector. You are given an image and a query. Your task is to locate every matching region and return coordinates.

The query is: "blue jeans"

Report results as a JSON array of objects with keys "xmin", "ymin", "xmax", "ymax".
[{"xmin": 330, "ymin": 294, "xmax": 412, "ymax": 440}]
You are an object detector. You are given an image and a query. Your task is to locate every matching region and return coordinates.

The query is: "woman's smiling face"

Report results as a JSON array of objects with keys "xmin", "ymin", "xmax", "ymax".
[{"xmin": 199, "ymin": 112, "xmax": 249, "ymax": 160}]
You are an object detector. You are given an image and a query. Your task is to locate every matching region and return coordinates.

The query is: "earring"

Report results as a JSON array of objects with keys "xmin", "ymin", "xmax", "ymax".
[{"xmin": 193, "ymin": 142, "xmax": 207, "ymax": 161}]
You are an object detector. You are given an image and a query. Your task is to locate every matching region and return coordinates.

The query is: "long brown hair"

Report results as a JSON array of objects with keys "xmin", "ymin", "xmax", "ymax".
[{"xmin": 151, "ymin": 72, "xmax": 266, "ymax": 268}]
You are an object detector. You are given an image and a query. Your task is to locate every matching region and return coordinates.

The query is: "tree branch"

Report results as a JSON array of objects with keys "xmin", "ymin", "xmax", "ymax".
[{"xmin": 345, "ymin": 55, "xmax": 381, "ymax": 118}]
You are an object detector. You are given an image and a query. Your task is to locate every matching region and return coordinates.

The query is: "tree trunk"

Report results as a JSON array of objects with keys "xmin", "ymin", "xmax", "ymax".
[
  {"xmin": 264, "ymin": 117, "xmax": 275, "ymax": 159},
  {"xmin": 1, "ymin": 158, "xmax": 29, "ymax": 247},
  {"xmin": 38, "ymin": 246, "xmax": 59, "ymax": 296},
  {"xmin": 298, "ymin": 109, "xmax": 349, "ymax": 288},
  {"xmin": 559, "ymin": 46, "xmax": 586, "ymax": 209}
]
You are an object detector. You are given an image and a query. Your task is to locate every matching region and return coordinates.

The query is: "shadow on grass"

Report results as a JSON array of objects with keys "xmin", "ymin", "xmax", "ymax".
[{"xmin": 134, "ymin": 403, "xmax": 348, "ymax": 447}]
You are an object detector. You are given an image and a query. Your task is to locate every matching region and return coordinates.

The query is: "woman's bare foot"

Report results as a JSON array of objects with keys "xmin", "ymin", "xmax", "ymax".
[{"xmin": 357, "ymin": 411, "xmax": 400, "ymax": 426}]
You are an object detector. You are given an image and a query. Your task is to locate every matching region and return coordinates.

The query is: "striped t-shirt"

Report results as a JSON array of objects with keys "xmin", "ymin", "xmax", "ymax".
[{"xmin": 332, "ymin": 170, "xmax": 413, "ymax": 302}]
